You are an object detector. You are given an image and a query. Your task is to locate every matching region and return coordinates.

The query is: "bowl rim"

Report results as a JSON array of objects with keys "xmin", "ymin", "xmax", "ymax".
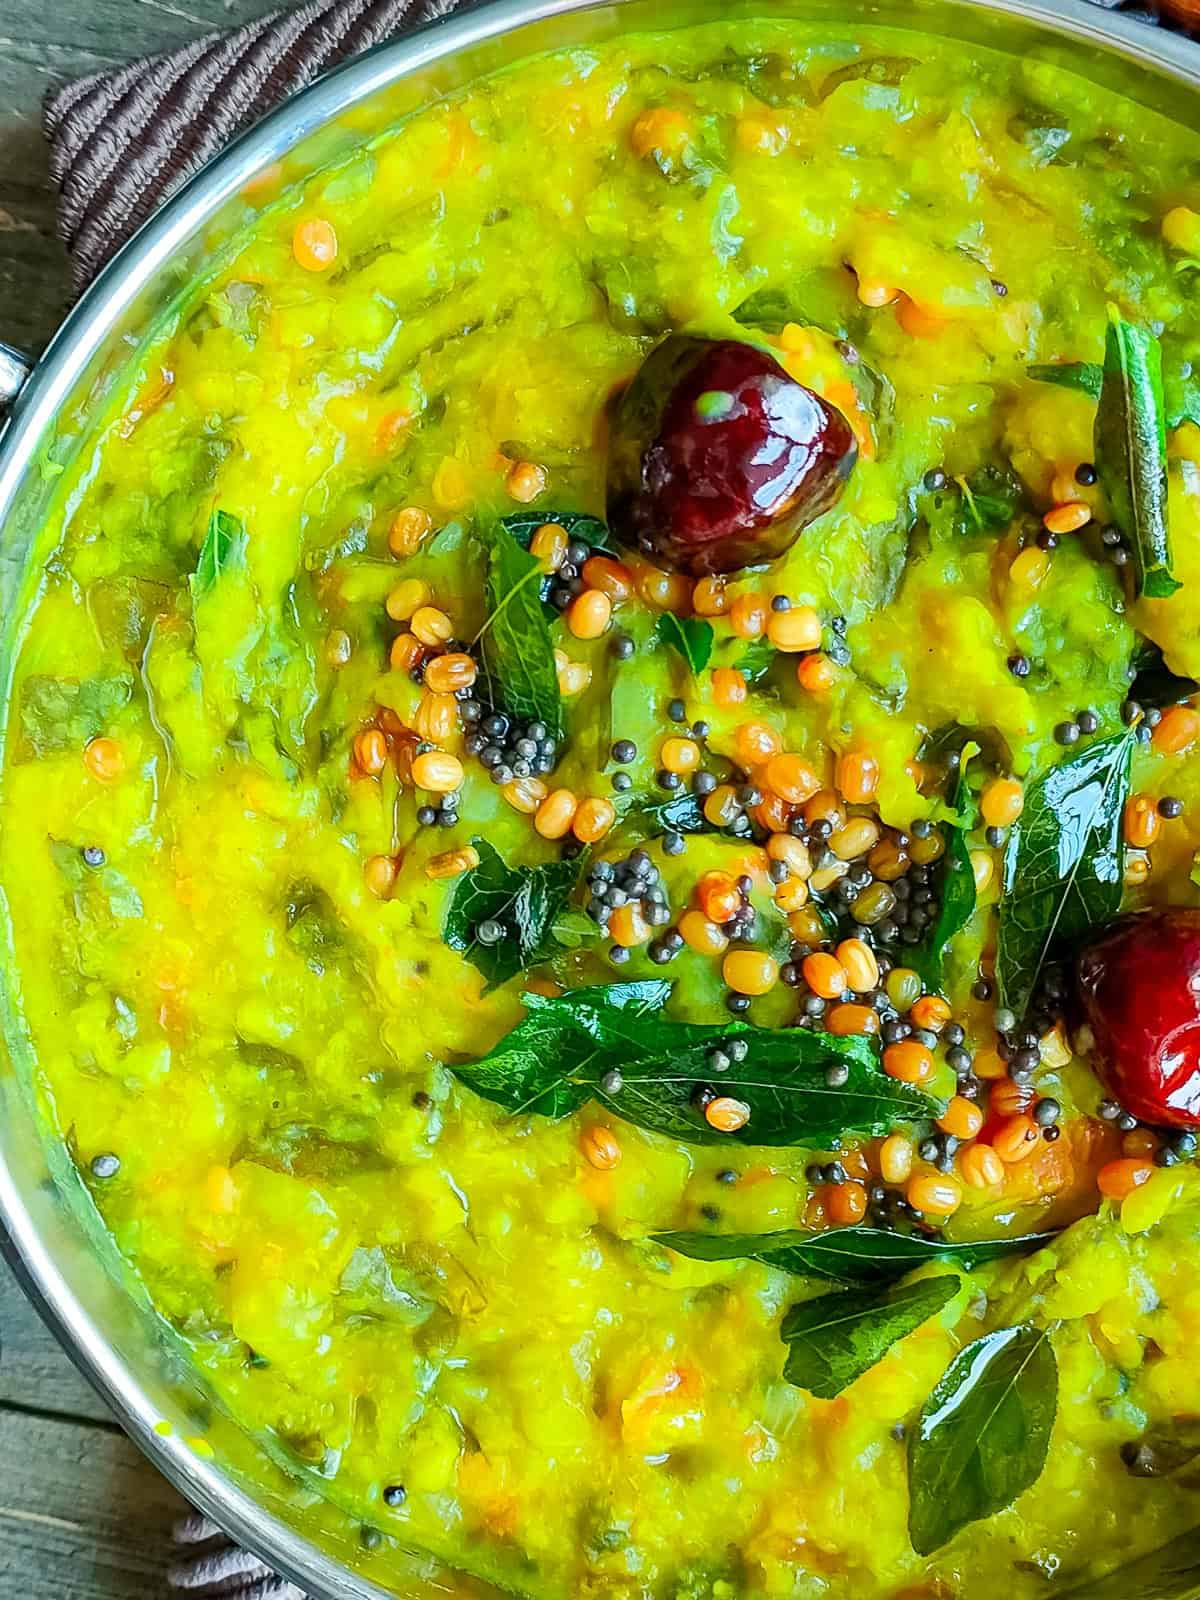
[{"xmin": 3, "ymin": 0, "xmax": 1200, "ymax": 1593}]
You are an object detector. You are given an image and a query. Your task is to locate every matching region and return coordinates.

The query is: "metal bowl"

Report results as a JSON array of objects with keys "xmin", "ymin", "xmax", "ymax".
[{"xmin": 1, "ymin": 0, "xmax": 1199, "ymax": 1594}]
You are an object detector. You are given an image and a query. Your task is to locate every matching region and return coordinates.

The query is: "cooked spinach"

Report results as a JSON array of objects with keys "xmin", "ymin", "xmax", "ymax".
[
  {"xmin": 1095, "ymin": 314, "xmax": 1179, "ymax": 599},
  {"xmin": 1054, "ymin": 1525, "xmax": 1200, "ymax": 1598},
  {"xmin": 996, "ymin": 731, "xmax": 1133, "ymax": 1020},
  {"xmin": 453, "ymin": 981, "xmax": 936, "ymax": 1146},
  {"xmin": 477, "ymin": 519, "xmax": 564, "ymax": 740},
  {"xmin": 1120, "ymin": 1418, "xmax": 1200, "ymax": 1478},
  {"xmin": 848, "ymin": 356, "xmax": 896, "ymax": 455},
  {"xmin": 443, "ymin": 838, "xmax": 579, "ymax": 989},
  {"xmin": 907, "ymin": 1324, "xmax": 1057, "ymax": 1554},
  {"xmin": 656, "ymin": 613, "xmax": 714, "ymax": 674},
  {"xmin": 86, "ymin": 575, "xmax": 172, "ymax": 661},
  {"xmin": 651, "ymin": 1226, "xmax": 1055, "ymax": 1286},
  {"xmin": 234, "ymin": 1120, "xmax": 392, "ymax": 1181},
  {"xmin": 49, "ymin": 838, "xmax": 144, "ymax": 921},
  {"xmin": 819, "ymin": 55, "xmax": 918, "ymax": 99},
  {"xmin": 337, "ymin": 1245, "xmax": 437, "ymax": 1326},
  {"xmin": 781, "ymin": 1275, "xmax": 961, "ymax": 1398},
  {"xmin": 731, "ymin": 267, "xmax": 860, "ymax": 340},
  {"xmin": 19, "ymin": 673, "xmax": 135, "ymax": 758},
  {"xmin": 707, "ymin": 48, "xmax": 813, "ymax": 108},
  {"xmin": 191, "ymin": 508, "xmax": 247, "ymax": 602},
  {"xmin": 1164, "ymin": 351, "xmax": 1200, "ymax": 432}
]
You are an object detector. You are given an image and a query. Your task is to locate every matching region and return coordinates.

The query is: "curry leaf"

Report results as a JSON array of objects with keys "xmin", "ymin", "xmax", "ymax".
[
  {"xmin": 652, "ymin": 1226, "xmax": 1055, "ymax": 1286},
  {"xmin": 959, "ymin": 466, "xmax": 1022, "ymax": 532},
  {"xmin": 733, "ymin": 638, "xmax": 777, "ymax": 683},
  {"xmin": 908, "ymin": 744, "xmax": 978, "ymax": 988},
  {"xmin": 920, "ymin": 466, "xmax": 1023, "ymax": 540},
  {"xmin": 1095, "ymin": 314, "xmax": 1179, "ymax": 600},
  {"xmin": 907, "ymin": 1323, "xmax": 1057, "ymax": 1555},
  {"xmin": 453, "ymin": 982, "xmax": 936, "ymax": 1145},
  {"xmin": 732, "ymin": 267, "xmax": 860, "ymax": 340},
  {"xmin": 501, "ymin": 509, "xmax": 612, "ymax": 552},
  {"xmin": 657, "ymin": 613, "xmax": 714, "ymax": 674},
  {"xmin": 1027, "ymin": 361, "xmax": 1102, "ymax": 398},
  {"xmin": 1129, "ymin": 640, "xmax": 1200, "ymax": 710},
  {"xmin": 192, "ymin": 509, "xmax": 247, "ymax": 602},
  {"xmin": 477, "ymin": 519, "xmax": 564, "ymax": 740},
  {"xmin": 1026, "ymin": 350, "xmax": 1200, "ymax": 431},
  {"xmin": 921, "ymin": 467, "xmax": 1024, "ymax": 540},
  {"xmin": 996, "ymin": 731, "xmax": 1133, "ymax": 1021},
  {"xmin": 781, "ymin": 1275, "xmax": 961, "ymax": 1398},
  {"xmin": 623, "ymin": 791, "xmax": 717, "ymax": 836},
  {"xmin": 443, "ymin": 838, "xmax": 579, "ymax": 989},
  {"xmin": 455, "ymin": 980, "xmax": 671, "ymax": 1120},
  {"xmin": 19, "ymin": 673, "xmax": 135, "ymax": 757},
  {"xmin": 1055, "ymin": 1525, "xmax": 1200, "ymax": 1599}
]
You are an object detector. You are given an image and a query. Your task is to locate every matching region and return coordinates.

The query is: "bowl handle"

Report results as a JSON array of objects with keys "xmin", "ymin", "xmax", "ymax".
[{"xmin": 0, "ymin": 342, "xmax": 32, "ymax": 417}]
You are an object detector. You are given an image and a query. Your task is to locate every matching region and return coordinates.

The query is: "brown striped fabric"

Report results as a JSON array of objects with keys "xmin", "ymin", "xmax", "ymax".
[{"xmin": 43, "ymin": 0, "xmax": 471, "ymax": 291}]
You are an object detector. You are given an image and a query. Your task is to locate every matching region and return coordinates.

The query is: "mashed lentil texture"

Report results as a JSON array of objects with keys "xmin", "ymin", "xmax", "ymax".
[{"xmin": 5, "ymin": 18, "xmax": 1200, "ymax": 1600}]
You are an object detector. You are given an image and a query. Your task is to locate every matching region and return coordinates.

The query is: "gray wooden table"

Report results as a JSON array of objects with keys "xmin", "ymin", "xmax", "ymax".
[{"xmin": 0, "ymin": 8, "xmax": 279, "ymax": 1591}]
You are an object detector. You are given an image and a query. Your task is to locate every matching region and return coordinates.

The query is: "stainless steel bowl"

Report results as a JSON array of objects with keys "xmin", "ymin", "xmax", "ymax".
[{"xmin": 2, "ymin": 0, "xmax": 1199, "ymax": 1593}]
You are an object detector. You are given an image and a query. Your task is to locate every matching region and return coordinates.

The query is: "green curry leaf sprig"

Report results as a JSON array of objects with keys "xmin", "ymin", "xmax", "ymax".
[
  {"xmin": 919, "ymin": 465, "xmax": 1024, "ymax": 540},
  {"xmin": 501, "ymin": 509, "xmax": 612, "ymax": 553},
  {"xmin": 476, "ymin": 519, "xmax": 564, "ymax": 740},
  {"xmin": 654, "ymin": 1227, "xmax": 1061, "ymax": 1552},
  {"xmin": 452, "ymin": 981, "xmax": 938, "ymax": 1145},
  {"xmin": 1095, "ymin": 313, "xmax": 1179, "ymax": 600},
  {"xmin": 996, "ymin": 729, "xmax": 1133, "ymax": 1021}
]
